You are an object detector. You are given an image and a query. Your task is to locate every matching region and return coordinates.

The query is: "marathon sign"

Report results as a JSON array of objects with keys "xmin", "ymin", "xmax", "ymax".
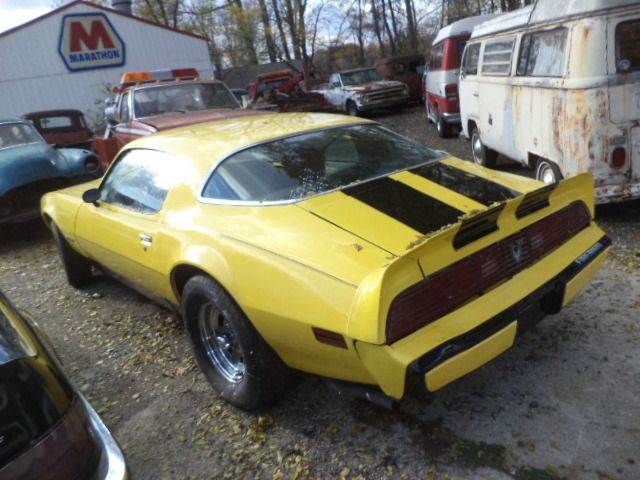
[{"xmin": 58, "ymin": 13, "xmax": 125, "ymax": 72}]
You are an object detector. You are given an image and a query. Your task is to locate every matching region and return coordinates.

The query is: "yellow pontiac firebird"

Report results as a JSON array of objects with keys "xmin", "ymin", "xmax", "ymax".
[{"xmin": 42, "ymin": 113, "xmax": 610, "ymax": 410}]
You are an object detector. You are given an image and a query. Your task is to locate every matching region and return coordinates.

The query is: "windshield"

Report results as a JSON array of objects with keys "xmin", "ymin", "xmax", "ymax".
[
  {"xmin": 202, "ymin": 124, "xmax": 445, "ymax": 203},
  {"xmin": 0, "ymin": 123, "xmax": 42, "ymax": 150},
  {"xmin": 341, "ymin": 69, "xmax": 383, "ymax": 86},
  {"xmin": 133, "ymin": 83, "xmax": 239, "ymax": 118}
]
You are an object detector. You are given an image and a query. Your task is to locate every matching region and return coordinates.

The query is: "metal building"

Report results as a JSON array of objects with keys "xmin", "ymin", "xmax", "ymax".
[{"xmin": 0, "ymin": 0, "xmax": 213, "ymax": 128}]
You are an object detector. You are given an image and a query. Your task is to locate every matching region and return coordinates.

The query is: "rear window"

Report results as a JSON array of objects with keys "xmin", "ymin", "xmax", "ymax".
[
  {"xmin": 616, "ymin": 19, "xmax": 640, "ymax": 73},
  {"xmin": 517, "ymin": 28, "xmax": 567, "ymax": 77},
  {"xmin": 202, "ymin": 124, "xmax": 445, "ymax": 203},
  {"xmin": 0, "ymin": 123, "xmax": 42, "ymax": 150},
  {"xmin": 430, "ymin": 43, "xmax": 445, "ymax": 70},
  {"xmin": 0, "ymin": 306, "xmax": 34, "ymax": 365},
  {"xmin": 482, "ymin": 38, "xmax": 515, "ymax": 76}
]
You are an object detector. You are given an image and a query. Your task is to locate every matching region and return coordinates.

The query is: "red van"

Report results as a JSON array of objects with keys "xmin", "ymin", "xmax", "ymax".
[{"xmin": 425, "ymin": 15, "xmax": 495, "ymax": 137}]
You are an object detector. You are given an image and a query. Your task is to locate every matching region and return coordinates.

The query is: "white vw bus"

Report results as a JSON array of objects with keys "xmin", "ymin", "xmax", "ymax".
[{"xmin": 459, "ymin": 0, "xmax": 640, "ymax": 203}]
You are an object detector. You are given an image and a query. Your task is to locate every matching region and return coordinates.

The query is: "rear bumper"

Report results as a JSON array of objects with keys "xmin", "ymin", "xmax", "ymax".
[
  {"xmin": 80, "ymin": 394, "xmax": 129, "ymax": 480},
  {"xmin": 441, "ymin": 112, "xmax": 461, "ymax": 124},
  {"xmin": 595, "ymin": 181, "xmax": 640, "ymax": 203},
  {"xmin": 355, "ymin": 228, "xmax": 610, "ymax": 399}
]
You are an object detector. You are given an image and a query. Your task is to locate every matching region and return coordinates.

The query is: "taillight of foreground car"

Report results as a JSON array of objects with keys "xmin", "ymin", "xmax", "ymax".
[
  {"xmin": 445, "ymin": 83, "xmax": 458, "ymax": 99},
  {"xmin": 84, "ymin": 156, "xmax": 100, "ymax": 172},
  {"xmin": 385, "ymin": 201, "xmax": 591, "ymax": 344}
]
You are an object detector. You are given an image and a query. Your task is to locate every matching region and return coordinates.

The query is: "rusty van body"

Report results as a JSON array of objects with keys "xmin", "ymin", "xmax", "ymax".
[{"xmin": 459, "ymin": 0, "xmax": 640, "ymax": 203}]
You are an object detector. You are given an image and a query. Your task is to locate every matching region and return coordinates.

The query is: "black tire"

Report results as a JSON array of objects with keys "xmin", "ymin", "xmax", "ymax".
[
  {"xmin": 52, "ymin": 225, "xmax": 93, "ymax": 288},
  {"xmin": 182, "ymin": 275, "xmax": 293, "ymax": 410},
  {"xmin": 346, "ymin": 101, "xmax": 359, "ymax": 117},
  {"xmin": 470, "ymin": 126, "xmax": 498, "ymax": 168},
  {"xmin": 535, "ymin": 158, "xmax": 563, "ymax": 185},
  {"xmin": 436, "ymin": 111, "xmax": 452, "ymax": 138}
]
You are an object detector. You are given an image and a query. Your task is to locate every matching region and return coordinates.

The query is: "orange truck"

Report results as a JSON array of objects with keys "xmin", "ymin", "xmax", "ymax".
[
  {"xmin": 246, "ymin": 69, "xmax": 332, "ymax": 112},
  {"xmin": 92, "ymin": 68, "xmax": 263, "ymax": 167}
]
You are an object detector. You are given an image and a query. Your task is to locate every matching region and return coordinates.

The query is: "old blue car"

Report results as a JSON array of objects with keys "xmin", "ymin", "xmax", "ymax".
[{"xmin": 0, "ymin": 119, "xmax": 102, "ymax": 225}]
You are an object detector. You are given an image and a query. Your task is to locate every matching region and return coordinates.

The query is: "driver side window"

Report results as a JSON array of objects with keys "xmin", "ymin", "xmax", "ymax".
[{"xmin": 99, "ymin": 149, "xmax": 178, "ymax": 214}]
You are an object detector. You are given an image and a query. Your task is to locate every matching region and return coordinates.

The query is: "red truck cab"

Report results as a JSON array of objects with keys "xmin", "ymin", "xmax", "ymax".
[{"xmin": 93, "ymin": 68, "xmax": 258, "ymax": 167}]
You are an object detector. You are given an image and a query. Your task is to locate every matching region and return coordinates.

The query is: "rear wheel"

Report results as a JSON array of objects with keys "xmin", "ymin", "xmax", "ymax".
[
  {"xmin": 535, "ymin": 158, "xmax": 563, "ymax": 185},
  {"xmin": 346, "ymin": 101, "xmax": 359, "ymax": 117},
  {"xmin": 182, "ymin": 275, "xmax": 293, "ymax": 410},
  {"xmin": 470, "ymin": 126, "xmax": 498, "ymax": 168},
  {"xmin": 52, "ymin": 225, "xmax": 93, "ymax": 288}
]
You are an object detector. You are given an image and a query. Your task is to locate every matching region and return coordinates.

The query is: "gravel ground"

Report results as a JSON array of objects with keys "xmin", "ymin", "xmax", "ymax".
[{"xmin": 1, "ymin": 106, "xmax": 639, "ymax": 480}]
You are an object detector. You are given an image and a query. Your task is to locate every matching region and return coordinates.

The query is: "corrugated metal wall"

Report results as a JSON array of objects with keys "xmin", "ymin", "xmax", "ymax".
[{"xmin": 0, "ymin": 3, "xmax": 213, "ymax": 128}]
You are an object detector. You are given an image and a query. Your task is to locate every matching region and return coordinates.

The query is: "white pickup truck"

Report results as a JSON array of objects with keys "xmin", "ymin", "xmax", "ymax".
[{"xmin": 318, "ymin": 67, "xmax": 410, "ymax": 116}]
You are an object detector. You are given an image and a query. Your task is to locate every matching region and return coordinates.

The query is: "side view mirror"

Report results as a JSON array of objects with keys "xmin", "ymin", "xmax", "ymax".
[
  {"xmin": 82, "ymin": 188, "xmax": 100, "ymax": 206},
  {"xmin": 105, "ymin": 106, "xmax": 117, "ymax": 126}
]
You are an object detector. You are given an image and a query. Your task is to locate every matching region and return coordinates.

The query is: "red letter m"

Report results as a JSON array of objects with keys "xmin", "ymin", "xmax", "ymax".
[{"xmin": 69, "ymin": 20, "xmax": 115, "ymax": 52}]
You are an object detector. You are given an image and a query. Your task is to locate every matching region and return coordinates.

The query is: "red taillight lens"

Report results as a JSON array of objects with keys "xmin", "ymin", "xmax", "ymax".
[
  {"xmin": 445, "ymin": 83, "xmax": 458, "ymax": 99},
  {"xmin": 386, "ymin": 201, "xmax": 591, "ymax": 344},
  {"xmin": 611, "ymin": 148, "xmax": 626, "ymax": 168},
  {"xmin": 84, "ymin": 157, "xmax": 100, "ymax": 172}
]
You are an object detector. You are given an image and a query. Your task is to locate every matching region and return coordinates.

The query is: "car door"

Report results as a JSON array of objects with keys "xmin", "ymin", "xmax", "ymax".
[
  {"xmin": 75, "ymin": 148, "xmax": 179, "ymax": 295},
  {"xmin": 324, "ymin": 74, "xmax": 345, "ymax": 109},
  {"xmin": 459, "ymin": 42, "xmax": 482, "ymax": 136}
]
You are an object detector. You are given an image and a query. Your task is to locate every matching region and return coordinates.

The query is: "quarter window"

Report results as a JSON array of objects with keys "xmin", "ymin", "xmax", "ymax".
[
  {"xmin": 616, "ymin": 19, "xmax": 640, "ymax": 72},
  {"xmin": 99, "ymin": 149, "xmax": 180, "ymax": 214},
  {"xmin": 482, "ymin": 38, "xmax": 515, "ymax": 76},
  {"xmin": 517, "ymin": 28, "xmax": 567, "ymax": 77},
  {"xmin": 463, "ymin": 43, "xmax": 481, "ymax": 76}
]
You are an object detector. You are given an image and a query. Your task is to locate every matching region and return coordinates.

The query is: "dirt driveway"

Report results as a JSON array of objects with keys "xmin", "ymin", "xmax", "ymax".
[{"xmin": 1, "ymin": 106, "xmax": 638, "ymax": 480}]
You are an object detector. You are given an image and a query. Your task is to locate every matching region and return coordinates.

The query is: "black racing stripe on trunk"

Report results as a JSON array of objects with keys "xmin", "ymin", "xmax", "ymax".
[
  {"xmin": 411, "ymin": 163, "xmax": 519, "ymax": 206},
  {"xmin": 343, "ymin": 177, "xmax": 463, "ymax": 234}
]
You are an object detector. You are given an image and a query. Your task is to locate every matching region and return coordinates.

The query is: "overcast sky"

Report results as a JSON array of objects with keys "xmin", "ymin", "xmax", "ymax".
[{"xmin": 0, "ymin": 0, "xmax": 53, "ymax": 33}]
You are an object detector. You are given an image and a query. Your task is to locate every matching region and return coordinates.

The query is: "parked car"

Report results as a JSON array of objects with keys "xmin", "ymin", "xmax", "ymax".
[
  {"xmin": 92, "ymin": 67, "xmax": 263, "ymax": 167},
  {"xmin": 0, "ymin": 290, "xmax": 128, "ymax": 479},
  {"xmin": 43, "ymin": 113, "xmax": 609, "ymax": 410},
  {"xmin": 375, "ymin": 53, "xmax": 425, "ymax": 103},
  {"xmin": 246, "ymin": 69, "xmax": 332, "ymax": 112},
  {"xmin": 23, "ymin": 109, "xmax": 92, "ymax": 149},
  {"xmin": 0, "ymin": 119, "xmax": 102, "ymax": 225},
  {"xmin": 459, "ymin": 0, "xmax": 640, "ymax": 203},
  {"xmin": 425, "ymin": 14, "xmax": 496, "ymax": 138},
  {"xmin": 319, "ymin": 68, "xmax": 410, "ymax": 116}
]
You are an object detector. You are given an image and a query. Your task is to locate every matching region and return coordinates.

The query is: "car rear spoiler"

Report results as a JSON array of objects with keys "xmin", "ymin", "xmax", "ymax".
[{"xmin": 347, "ymin": 173, "xmax": 595, "ymax": 344}]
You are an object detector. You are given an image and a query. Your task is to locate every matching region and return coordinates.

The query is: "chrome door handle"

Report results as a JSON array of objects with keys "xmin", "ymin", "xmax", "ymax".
[{"xmin": 139, "ymin": 233, "xmax": 153, "ymax": 245}]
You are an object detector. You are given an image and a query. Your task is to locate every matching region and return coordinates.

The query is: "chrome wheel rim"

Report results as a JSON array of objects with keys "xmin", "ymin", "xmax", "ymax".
[
  {"xmin": 539, "ymin": 164, "xmax": 556, "ymax": 184},
  {"xmin": 472, "ymin": 132, "xmax": 483, "ymax": 164},
  {"xmin": 198, "ymin": 303, "xmax": 245, "ymax": 383}
]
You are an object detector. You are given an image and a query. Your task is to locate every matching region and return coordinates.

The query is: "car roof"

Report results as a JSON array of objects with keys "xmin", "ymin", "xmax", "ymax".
[
  {"xmin": 125, "ymin": 112, "xmax": 373, "ymax": 180},
  {"xmin": 0, "ymin": 118, "xmax": 30, "ymax": 126},
  {"xmin": 23, "ymin": 109, "xmax": 83, "ymax": 119}
]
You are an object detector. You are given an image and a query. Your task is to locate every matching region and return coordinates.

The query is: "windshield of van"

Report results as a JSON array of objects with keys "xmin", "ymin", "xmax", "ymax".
[
  {"xmin": 133, "ymin": 83, "xmax": 239, "ymax": 117},
  {"xmin": 341, "ymin": 69, "xmax": 383, "ymax": 86},
  {"xmin": 202, "ymin": 124, "xmax": 445, "ymax": 203},
  {"xmin": 0, "ymin": 123, "xmax": 42, "ymax": 150},
  {"xmin": 616, "ymin": 19, "xmax": 640, "ymax": 72}
]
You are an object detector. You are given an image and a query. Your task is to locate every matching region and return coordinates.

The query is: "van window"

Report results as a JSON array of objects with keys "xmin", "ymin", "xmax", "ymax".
[
  {"xmin": 616, "ymin": 19, "xmax": 640, "ymax": 73},
  {"xmin": 482, "ymin": 38, "xmax": 515, "ymax": 76},
  {"xmin": 431, "ymin": 43, "xmax": 445, "ymax": 70},
  {"xmin": 463, "ymin": 43, "xmax": 481, "ymax": 75},
  {"xmin": 517, "ymin": 28, "xmax": 567, "ymax": 77}
]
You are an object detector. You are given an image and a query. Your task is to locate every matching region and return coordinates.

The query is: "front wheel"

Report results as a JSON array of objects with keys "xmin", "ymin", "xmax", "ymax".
[
  {"xmin": 182, "ymin": 275, "xmax": 293, "ymax": 410},
  {"xmin": 346, "ymin": 101, "xmax": 359, "ymax": 117},
  {"xmin": 470, "ymin": 126, "xmax": 498, "ymax": 168},
  {"xmin": 52, "ymin": 225, "xmax": 93, "ymax": 288},
  {"xmin": 535, "ymin": 158, "xmax": 563, "ymax": 185}
]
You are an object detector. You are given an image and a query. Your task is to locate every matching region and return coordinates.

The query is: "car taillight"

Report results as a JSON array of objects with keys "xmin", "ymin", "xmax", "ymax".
[
  {"xmin": 84, "ymin": 156, "xmax": 100, "ymax": 172},
  {"xmin": 445, "ymin": 84, "xmax": 458, "ymax": 99},
  {"xmin": 611, "ymin": 148, "xmax": 626, "ymax": 168},
  {"xmin": 385, "ymin": 201, "xmax": 591, "ymax": 344}
]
